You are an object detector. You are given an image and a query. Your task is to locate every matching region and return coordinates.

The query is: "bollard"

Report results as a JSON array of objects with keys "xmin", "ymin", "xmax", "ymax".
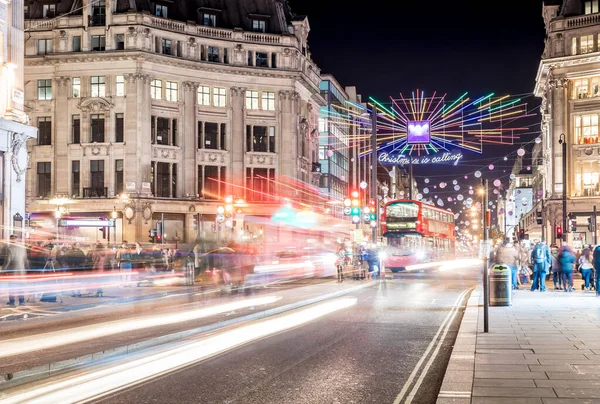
[{"xmin": 489, "ymin": 263, "xmax": 512, "ymax": 306}]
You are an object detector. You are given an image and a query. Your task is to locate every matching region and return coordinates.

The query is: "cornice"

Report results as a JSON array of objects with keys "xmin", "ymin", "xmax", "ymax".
[{"xmin": 535, "ymin": 53, "xmax": 600, "ymax": 96}]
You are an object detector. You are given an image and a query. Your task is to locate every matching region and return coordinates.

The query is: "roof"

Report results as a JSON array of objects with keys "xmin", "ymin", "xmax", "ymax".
[
  {"xmin": 27, "ymin": 0, "xmax": 297, "ymax": 35},
  {"xmin": 560, "ymin": 0, "xmax": 583, "ymax": 16}
]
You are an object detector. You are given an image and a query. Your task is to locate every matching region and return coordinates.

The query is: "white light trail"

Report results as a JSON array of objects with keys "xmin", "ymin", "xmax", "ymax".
[
  {"xmin": 404, "ymin": 258, "xmax": 481, "ymax": 272},
  {"xmin": 0, "ymin": 297, "xmax": 357, "ymax": 404},
  {"xmin": 0, "ymin": 296, "xmax": 281, "ymax": 359}
]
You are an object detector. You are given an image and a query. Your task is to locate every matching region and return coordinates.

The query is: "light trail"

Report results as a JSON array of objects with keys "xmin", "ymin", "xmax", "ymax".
[
  {"xmin": 0, "ymin": 295, "xmax": 281, "ymax": 359},
  {"xmin": 404, "ymin": 258, "xmax": 481, "ymax": 272},
  {"xmin": 0, "ymin": 297, "xmax": 358, "ymax": 404}
]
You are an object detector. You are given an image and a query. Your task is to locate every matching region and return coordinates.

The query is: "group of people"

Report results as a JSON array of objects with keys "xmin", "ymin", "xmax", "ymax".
[{"xmin": 494, "ymin": 238, "xmax": 600, "ymax": 293}]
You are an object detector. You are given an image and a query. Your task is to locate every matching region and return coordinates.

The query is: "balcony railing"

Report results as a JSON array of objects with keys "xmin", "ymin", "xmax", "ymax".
[
  {"xmin": 83, "ymin": 187, "xmax": 108, "ymax": 198},
  {"xmin": 567, "ymin": 13, "xmax": 600, "ymax": 28}
]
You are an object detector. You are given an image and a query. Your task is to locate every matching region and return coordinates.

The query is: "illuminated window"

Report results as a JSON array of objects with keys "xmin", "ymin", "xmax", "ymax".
[
  {"xmin": 575, "ymin": 114, "xmax": 599, "ymax": 144},
  {"xmin": 592, "ymin": 77, "xmax": 600, "ymax": 97},
  {"xmin": 574, "ymin": 79, "xmax": 589, "ymax": 99},
  {"xmin": 165, "ymin": 81, "xmax": 178, "ymax": 102},
  {"xmin": 72, "ymin": 77, "xmax": 81, "ymax": 98},
  {"xmin": 576, "ymin": 161, "xmax": 600, "ymax": 196},
  {"xmin": 151, "ymin": 79, "xmax": 162, "ymax": 100},
  {"xmin": 262, "ymin": 91, "xmax": 275, "ymax": 111},
  {"xmin": 213, "ymin": 87, "xmax": 226, "ymax": 107},
  {"xmin": 585, "ymin": 0, "xmax": 599, "ymax": 14},
  {"xmin": 198, "ymin": 86, "xmax": 210, "ymax": 105},
  {"xmin": 90, "ymin": 76, "xmax": 105, "ymax": 97},
  {"xmin": 37, "ymin": 79, "xmax": 52, "ymax": 100},
  {"xmin": 115, "ymin": 75, "xmax": 125, "ymax": 96},
  {"xmin": 246, "ymin": 90, "xmax": 259, "ymax": 110},
  {"xmin": 572, "ymin": 37, "xmax": 578, "ymax": 55},
  {"xmin": 581, "ymin": 35, "xmax": 594, "ymax": 53}
]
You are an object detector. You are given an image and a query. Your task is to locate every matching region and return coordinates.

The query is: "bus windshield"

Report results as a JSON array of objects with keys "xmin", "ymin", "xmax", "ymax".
[{"xmin": 385, "ymin": 202, "xmax": 419, "ymax": 223}]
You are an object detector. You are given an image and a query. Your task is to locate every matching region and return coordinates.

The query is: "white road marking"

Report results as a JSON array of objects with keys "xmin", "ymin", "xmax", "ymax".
[{"xmin": 393, "ymin": 288, "xmax": 470, "ymax": 404}]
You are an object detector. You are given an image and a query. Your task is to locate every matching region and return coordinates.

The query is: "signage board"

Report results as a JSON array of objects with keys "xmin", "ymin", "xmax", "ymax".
[
  {"xmin": 126, "ymin": 182, "xmax": 136, "ymax": 191},
  {"xmin": 378, "ymin": 150, "xmax": 463, "ymax": 166}
]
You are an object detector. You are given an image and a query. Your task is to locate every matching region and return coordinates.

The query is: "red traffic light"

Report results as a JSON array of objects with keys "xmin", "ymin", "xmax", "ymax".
[
  {"xmin": 369, "ymin": 199, "xmax": 376, "ymax": 207},
  {"xmin": 351, "ymin": 190, "xmax": 360, "ymax": 198}
]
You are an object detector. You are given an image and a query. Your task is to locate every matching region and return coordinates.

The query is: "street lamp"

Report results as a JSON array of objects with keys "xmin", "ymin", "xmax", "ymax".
[
  {"xmin": 558, "ymin": 133, "xmax": 567, "ymax": 244},
  {"xmin": 480, "ymin": 178, "xmax": 489, "ymax": 333}
]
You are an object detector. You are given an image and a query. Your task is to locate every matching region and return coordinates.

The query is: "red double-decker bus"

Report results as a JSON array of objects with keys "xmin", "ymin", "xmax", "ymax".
[{"xmin": 381, "ymin": 200, "xmax": 455, "ymax": 272}]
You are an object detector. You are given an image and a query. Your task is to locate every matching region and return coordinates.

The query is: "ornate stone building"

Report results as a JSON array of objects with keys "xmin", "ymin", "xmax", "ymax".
[
  {"xmin": 535, "ymin": 0, "xmax": 600, "ymax": 245},
  {"xmin": 23, "ymin": 0, "xmax": 323, "ymax": 243}
]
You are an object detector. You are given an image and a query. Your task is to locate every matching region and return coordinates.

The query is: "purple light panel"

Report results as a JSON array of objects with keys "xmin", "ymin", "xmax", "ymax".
[{"xmin": 406, "ymin": 120, "xmax": 431, "ymax": 144}]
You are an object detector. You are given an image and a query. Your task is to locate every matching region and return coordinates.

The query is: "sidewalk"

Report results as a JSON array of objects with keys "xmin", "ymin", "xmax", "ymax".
[{"xmin": 439, "ymin": 278, "xmax": 600, "ymax": 404}]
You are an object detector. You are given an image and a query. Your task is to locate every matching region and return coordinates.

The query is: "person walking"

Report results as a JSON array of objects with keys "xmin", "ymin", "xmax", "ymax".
[
  {"xmin": 495, "ymin": 239, "xmax": 520, "ymax": 289},
  {"xmin": 579, "ymin": 247, "xmax": 594, "ymax": 290},
  {"xmin": 5, "ymin": 234, "xmax": 29, "ymax": 306},
  {"xmin": 550, "ymin": 245, "xmax": 563, "ymax": 290},
  {"xmin": 560, "ymin": 245, "xmax": 576, "ymax": 292},
  {"xmin": 92, "ymin": 243, "xmax": 107, "ymax": 297},
  {"xmin": 593, "ymin": 245, "xmax": 600, "ymax": 295},
  {"xmin": 531, "ymin": 240, "xmax": 551, "ymax": 292}
]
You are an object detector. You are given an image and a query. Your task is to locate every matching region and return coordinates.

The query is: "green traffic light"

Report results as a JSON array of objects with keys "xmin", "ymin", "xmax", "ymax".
[
  {"xmin": 351, "ymin": 208, "xmax": 361, "ymax": 216},
  {"xmin": 369, "ymin": 213, "xmax": 376, "ymax": 221}
]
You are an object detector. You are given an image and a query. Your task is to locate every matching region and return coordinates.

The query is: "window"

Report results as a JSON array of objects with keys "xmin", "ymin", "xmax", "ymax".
[
  {"xmin": 198, "ymin": 86, "xmax": 210, "ymax": 105},
  {"xmin": 581, "ymin": 35, "xmax": 594, "ymax": 53},
  {"xmin": 202, "ymin": 13, "xmax": 216, "ymax": 26},
  {"xmin": 208, "ymin": 46, "xmax": 219, "ymax": 62},
  {"xmin": 161, "ymin": 39, "xmax": 172, "ymax": 55},
  {"xmin": 90, "ymin": 160, "xmax": 105, "ymax": 190},
  {"xmin": 165, "ymin": 81, "xmax": 178, "ymax": 102},
  {"xmin": 585, "ymin": 1, "xmax": 599, "ymax": 14},
  {"xmin": 248, "ymin": 51, "xmax": 253, "ymax": 66},
  {"xmin": 90, "ymin": 114, "xmax": 105, "ymax": 143},
  {"xmin": 72, "ymin": 115, "xmax": 80, "ymax": 144},
  {"xmin": 246, "ymin": 125, "xmax": 275, "ymax": 152},
  {"xmin": 155, "ymin": 4, "xmax": 168, "ymax": 18},
  {"xmin": 91, "ymin": 35, "xmax": 105, "ymax": 51},
  {"xmin": 575, "ymin": 114, "xmax": 599, "ymax": 144},
  {"xmin": 91, "ymin": 76, "xmax": 105, "ymax": 97},
  {"xmin": 38, "ymin": 117, "xmax": 52, "ymax": 145},
  {"xmin": 24, "ymin": 5, "xmax": 29, "ymax": 18},
  {"xmin": 91, "ymin": 0, "xmax": 106, "ymax": 26},
  {"xmin": 213, "ymin": 87, "xmax": 226, "ymax": 107},
  {"xmin": 156, "ymin": 117, "xmax": 170, "ymax": 145},
  {"xmin": 151, "ymin": 79, "xmax": 162, "ymax": 100},
  {"xmin": 199, "ymin": 165, "xmax": 225, "ymax": 199},
  {"xmin": 592, "ymin": 77, "xmax": 600, "ymax": 97},
  {"xmin": 37, "ymin": 162, "xmax": 52, "ymax": 198},
  {"xmin": 37, "ymin": 39, "xmax": 52, "ymax": 55},
  {"xmin": 575, "ymin": 162, "xmax": 600, "ymax": 196},
  {"xmin": 252, "ymin": 20, "xmax": 266, "ymax": 33},
  {"xmin": 262, "ymin": 91, "xmax": 275, "ymax": 111},
  {"xmin": 198, "ymin": 122, "xmax": 226, "ymax": 150},
  {"xmin": 115, "ymin": 34, "xmax": 125, "ymax": 50},
  {"xmin": 572, "ymin": 37, "xmax": 577, "ymax": 55},
  {"xmin": 256, "ymin": 52, "xmax": 268, "ymax": 67},
  {"xmin": 246, "ymin": 168, "xmax": 275, "ymax": 201},
  {"xmin": 71, "ymin": 161, "xmax": 80, "ymax": 197},
  {"xmin": 246, "ymin": 90, "xmax": 259, "ymax": 110},
  {"xmin": 43, "ymin": 4, "xmax": 56, "ymax": 18},
  {"xmin": 73, "ymin": 36, "xmax": 81, "ymax": 52},
  {"xmin": 37, "ymin": 79, "xmax": 52, "ymax": 100},
  {"xmin": 574, "ymin": 79, "xmax": 589, "ymax": 99},
  {"xmin": 115, "ymin": 113, "xmax": 124, "ymax": 142},
  {"xmin": 115, "ymin": 75, "xmax": 125, "ymax": 96},
  {"xmin": 72, "ymin": 77, "xmax": 81, "ymax": 98},
  {"xmin": 152, "ymin": 162, "xmax": 171, "ymax": 197},
  {"xmin": 115, "ymin": 159, "xmax": 124, "ymax": 195},
  {"xmin": 271, "ymin": 53, "xmax": 277, "ymax": 68}
]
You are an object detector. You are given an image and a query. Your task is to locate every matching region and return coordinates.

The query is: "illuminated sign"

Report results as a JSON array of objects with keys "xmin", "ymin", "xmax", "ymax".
[
  {"xmin": 407, "ymin": 120, "xmax": 430, "ymax": 144},
  {"xmin": 59, "ymin": 219, "xmax": 115, "ymax": 227},
  {"xmin": 378, "ymin": 150, "xmax": 463, "ymax": 166},
  {"xmin": 386, "ymin": 222, "xmax": 417, "ymax": 229}
]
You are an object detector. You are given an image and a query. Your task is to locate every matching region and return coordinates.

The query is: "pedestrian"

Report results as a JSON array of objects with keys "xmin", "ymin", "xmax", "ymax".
[
  {"xmin": 92, "ymin": 243, "xmax": 107, "ymax": 297},
  {"xmin": 530, "ymin": 239, "xmax": 551, "ymax": 292},
  {"xmin": 559, "ymin": 245, "xmax": 576, "ymax": 292},
  {"xmin": 579, "ymin": 247, "xmax": 594, "ymax": 291},
  {"xmin": 495, "ymin": 239, "xmax": 519, "ymax": 289},
  {"xmin": 593, "ymin": 245, "xmax": 600, "ymax": 295},
  {"xmin": 5, "ymin": 234, "xmax": 29, "ymax": 306},
  {"xmin": 550, "ymin": 245, "xmax": 563, "ymax": 290},
  {"xmin": 117, "ymin": 241, "xmax": 132, "ymax": 284}
]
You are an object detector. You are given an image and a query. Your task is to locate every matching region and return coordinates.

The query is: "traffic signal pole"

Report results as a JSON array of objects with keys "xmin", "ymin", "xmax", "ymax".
[
  {"xmin": 482, "ymin": 179, "xmax": 489, "ymax": 333},
  {"xmin": 560, "ymin": 133, "xmax": 567, "ymax": 245},
  {"xmin": 371, "ymin": 106, "xmax": 378, "ymax": 244},
  {"xmin": 594, "ymin": 205, "xmax": 598, "ymax": 245}
]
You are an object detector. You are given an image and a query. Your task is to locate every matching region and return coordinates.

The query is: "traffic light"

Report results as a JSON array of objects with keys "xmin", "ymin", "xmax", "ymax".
[
  {"xmin": 536, "ymin": 211, "xmax": 542, "ymax": 225},
  {"xmin": 519, "ymin": 228, "xmax": 525, "ymax": 240},
  {"xmin": 369, "ymin": 213, "xmax": 377, "ymax": 221},
  {"xmin": 149, "ymin": 229, "xmax": 156, "ymax": 243},
  {"xmin": 351, "ymin": 207, "xmax": 361, "ymax": 216},
  {"xmin": 556, "ymin": 226, "xmax": 563, "ymax": 240},
  {"xmin": 589, "ymin": 217, "xmax": 594, "ymax": 232},
  {"xmin": 156, "ymin": 222, "xmax": 163, "ymax": 243},
  {"xmin": 569, "ymin": 217, "xmax": 577, "ymax": 232}
]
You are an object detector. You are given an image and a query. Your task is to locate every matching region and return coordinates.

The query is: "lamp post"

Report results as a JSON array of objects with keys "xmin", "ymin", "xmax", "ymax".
[
  {"xmin": 479, "ymin": 181, "xmax": 489, "ymax": 333},
  {"xmin": 558, "ymin": 133, "xmax": 567, "ymax": 244}
]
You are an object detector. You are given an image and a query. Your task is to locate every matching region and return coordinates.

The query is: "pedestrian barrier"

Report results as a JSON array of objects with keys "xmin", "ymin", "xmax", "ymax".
[{"xmin": 489, "ymin": 263, "xmax": 512, "ymax": 306}]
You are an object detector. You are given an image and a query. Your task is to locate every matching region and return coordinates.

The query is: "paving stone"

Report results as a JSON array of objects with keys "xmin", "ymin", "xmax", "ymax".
[
  {"xmin": 474, "ymin": 378, "xmax": 537, "ymax": 387},
  {"xmin": 547, "ymin": 372, "xmax": 600, "ymax": 380},
  {"xmin": 475, "ymin": 371, "xmax": 547, "ymax": 379},
  {"xmin": 442, "ymin": 370, "xmax": 474, "ymax": 384},
  {"xmin": 528, "ymin": 365, "xmax": 576, "ymax": 372},
  {"xmin": 476, "ymin": 355, "xmax": 540, "ymax": 365},
  {"xmin": 436, "ymin": 398, "xmax": 471, "ymax": 404},
  {"xmin": 524, "ymin": 354, "xmax": 589, "ymax": 360},
  {"xmin": 475, "ymin": 364, "xmax": 531, "ymax": 372},
  {"xmin": 555, "ymin": 388, "xmax": 600, "ymax": 399},
  {"xmin": 477, "ymin": 349, "xmax": 534, "ymax": 354},
  {"xmin": 542, "ymin": 399, "xmax": 600, "ymax": 404},
  {"xmin": 536, "ymin": 380, "xmax": 600, "ymax": 388},
  {"xmin": 471, "ymin": 398, "xmax": 543, "ymax": 404},
  {"xmin": 539, "ymin": 359, "xmax": 599, "ymax": 366},
  {"xmin": 472, "ymin": 387, "xmax": 556, "ymax": 398}
]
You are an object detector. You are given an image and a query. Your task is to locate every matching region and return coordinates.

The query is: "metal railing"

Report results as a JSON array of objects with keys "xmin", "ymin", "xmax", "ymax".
[{"xmin": 83, "ymin": 187, "xmax": 108, "ymax": 198}]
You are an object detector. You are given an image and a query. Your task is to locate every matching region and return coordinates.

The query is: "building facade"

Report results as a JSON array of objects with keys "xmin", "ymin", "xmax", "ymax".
[
  {"xmin": 0, "ymin": 1, "xmax": 38, "ymax": 239},
  {"xmin": 535, "ymin": 0, "xmax": 600, "ymax": 245},
  {"xmin": 23, "ymin": 0, "xmax": 323, "ymax": 244}
]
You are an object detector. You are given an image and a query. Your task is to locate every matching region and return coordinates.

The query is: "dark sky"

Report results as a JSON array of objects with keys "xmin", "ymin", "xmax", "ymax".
[{"xmin": 288, "ymin": 0, "xmax": 547, "ymax": 219}]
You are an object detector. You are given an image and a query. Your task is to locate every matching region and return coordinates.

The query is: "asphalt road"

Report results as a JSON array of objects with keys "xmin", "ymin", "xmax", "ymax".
[{"xmin": 95, "ymin": 265, "xmax": 480, "ymax": 404}]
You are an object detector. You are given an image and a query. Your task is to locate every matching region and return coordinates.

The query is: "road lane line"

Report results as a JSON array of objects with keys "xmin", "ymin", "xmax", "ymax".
[
  {"xmin": 392, "ymin": 289, "xmax": 469, "ymax": 404},
  {"xmin": 405, "ymin": 288, "xmax": 472, "ymax": 403}
]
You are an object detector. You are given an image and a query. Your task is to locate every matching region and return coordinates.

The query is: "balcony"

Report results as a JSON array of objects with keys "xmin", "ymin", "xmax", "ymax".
[
  {"xmin": 567, "ymin": 13, "xmax": 600, "ymax": 28},
  {"xmin": 83, "ymin": 187, "xmax": 108, "ymax": 198}
]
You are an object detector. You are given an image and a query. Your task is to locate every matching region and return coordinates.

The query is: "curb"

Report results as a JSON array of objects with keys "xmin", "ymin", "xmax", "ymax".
[
  {"xmin": 1, "ymin": 280, "xmax": 375, "ymax": 387},
  {"xmin": 436, "ymin": 287, "xmax": 481, "ymax": 404}
]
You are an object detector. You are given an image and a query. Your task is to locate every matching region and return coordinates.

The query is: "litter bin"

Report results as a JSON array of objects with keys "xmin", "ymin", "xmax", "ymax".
[{"xmin": 489, "ymin": 263, "xmax": 512, "ymax": 306}]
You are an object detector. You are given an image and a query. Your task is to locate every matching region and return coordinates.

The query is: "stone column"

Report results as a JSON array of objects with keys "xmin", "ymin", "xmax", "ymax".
[
  {"xmin": 182, "ymin": 81, "xmax": 197, "ymax": 197},
  {"xmin": 54, "ymin": 76, "xmax": 71, "ymax": 194},
  {"xmin": 279, "ymin": 90, "xmax": 299, "ymax": 196},
  {"xmin": 230, "ymin": 87, "xmax": 245, "ymax": 196},
  {"xmin": 549, "ymin": 77, "xmax": 568, "ymax": 198}
]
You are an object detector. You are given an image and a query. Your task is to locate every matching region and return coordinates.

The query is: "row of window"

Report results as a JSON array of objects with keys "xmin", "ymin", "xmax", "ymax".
[
  {"xmin": 37, "ymin": 114, "xmax": 124, "ymax": 145},
  {"xmin": 572, "ymin": 77, "xmax": 600, "ymax": 99},
  {"xmin": 575, "ymin": 114, "xmax": 599, "ymax": 144},
  {"xmin": 37, "ymin": 76, "xmax": 124, "ymax": 100},
  {"xmin": 571, "ymin": 34, "xmax": 600, "ymax": 55}
]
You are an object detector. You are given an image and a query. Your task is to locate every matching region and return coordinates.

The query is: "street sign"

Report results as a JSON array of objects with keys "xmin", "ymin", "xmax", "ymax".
[
  {"xmin": 363, "ymin": 214, "xmax": 370, "ymax": 222},
  {"xmin": 216, "ymin": 214, "xmax": 225, "ymax": 223},
  {"xmin": 343, "ymin": 207, "xmax": 351, "ymax": 216},
  {"xmin": 59, "ymin": 219, "xmax": 115, "ymax": 227}
]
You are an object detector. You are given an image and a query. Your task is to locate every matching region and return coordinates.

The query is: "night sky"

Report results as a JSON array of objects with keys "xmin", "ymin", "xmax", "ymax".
[{"xmin": 289, "ymin": 0, "xmax": 546, "ymax": 219}]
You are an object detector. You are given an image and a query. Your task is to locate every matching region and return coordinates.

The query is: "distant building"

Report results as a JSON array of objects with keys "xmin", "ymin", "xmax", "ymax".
[
  {"xmin": 0, "ymin": 2, "xmax": 38, "ymax": 238},
  {"xmin": 23, "ymin": 0, "xmax": 323, "ymax": 243},
  {"xmin": 535, "ymin": 0, "xmax": 600, "ymax": 245}
]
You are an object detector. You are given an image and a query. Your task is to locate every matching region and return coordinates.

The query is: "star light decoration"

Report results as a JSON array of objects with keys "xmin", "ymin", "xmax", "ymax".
[{"xmin": 345, "ymin": 90, "xmax": 533, "ymax": 158}]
